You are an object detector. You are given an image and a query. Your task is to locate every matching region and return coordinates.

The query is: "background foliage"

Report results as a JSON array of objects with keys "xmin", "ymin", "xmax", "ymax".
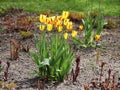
[{"xmin": 0, "ymin": 0, "xmax": 119, "ymax": 16}]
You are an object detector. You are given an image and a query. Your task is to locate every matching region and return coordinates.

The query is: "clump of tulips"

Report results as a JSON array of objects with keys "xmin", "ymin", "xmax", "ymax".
[
  {"xmin": 39, "ymin": 10, "xmax": 104, "ymax": 48},
  {"xmin": 73, "ymin": 10, "xmax": 104, "ymax": 48},
  {"xmin": 39, "ymin": 11, "xmax": 78, "ymax": 39},
  {"xmin": 30, "ymin": 34, "xmax": 74, "ymax": 82}
]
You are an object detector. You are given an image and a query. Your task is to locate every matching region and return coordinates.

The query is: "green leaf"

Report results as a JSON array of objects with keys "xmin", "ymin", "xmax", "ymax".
[
  {"xmin": 72, "ymin": 37, "xmax": 86, "ymax": 47},
  {"xmin": 37, "ymin": 58, "xmax": 50, "ymax": 69},
  {"xmin": 89, "ymin": 32, "xmax": 94, "ymax": 45},
  {"xmin": 29, "ymin": 50, "xmax": 39, "ymax": 65}
]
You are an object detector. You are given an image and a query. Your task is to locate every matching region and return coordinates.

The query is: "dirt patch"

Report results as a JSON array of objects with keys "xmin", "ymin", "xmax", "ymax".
[{"xmin": 0, "ymin": 9, "xmax": 120, "ymax": 90}]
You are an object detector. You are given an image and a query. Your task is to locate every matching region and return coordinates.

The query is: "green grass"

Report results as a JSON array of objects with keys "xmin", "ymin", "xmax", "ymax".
[{"xmin": 0, "ymin": 0, "xmax": 120, "ymax": 16}]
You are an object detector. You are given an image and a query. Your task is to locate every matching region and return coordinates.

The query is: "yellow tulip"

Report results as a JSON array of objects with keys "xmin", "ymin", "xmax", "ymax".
[
  {"xmin": 95, "ymin": 35, "xmax": 100, "ymax": 41},
  {"xmin": 68, "ymin": 22, "xmax": 72, "ymax": 26},
  {"xmin": 56, "ymin": 20, "xmax": 62, "ymax": 26},
  {"xmin": 66, "ymin": 25, "xmax": 73, "ymax": 30},
  {"xmin": 79, "ymin": 25, "xmax": 83, "ymax": 31},
  {"xmin": 66, "ymin": 22, "xmax": 73, "ymax": 30},
  {"xmin": 64, "ymin": 33, "xmax": 68, "ymax": 39},
  {"xmin": 47, "ymin": 24, "xmax": 53, "ymax": 31},
  {"xmin": 62, "ymin": 11, "xmax": 69, "ymax": 19},
  {"xmin": 58, "ymin": 26, "xmax": 63, "ymax": 32},
  {"xmin": 45, "ymin": 18, "xmax": 50, "ymax": 24},
  {"xmin": 57, "ymin": 16, "xmax": 63, "ymax": 21},
  {"xmin": 39, "ymin": 25, "xmax": 45, "ymax": 31},
  {"xmin": 50, "ymin": 16, "xmax": 55, "ymax": 24},
  {"xmin": 39, "ymin": 14, "xmax": 46, "ymax": 23},
  {"xmin": 39, "ymin": 14, "xmax": 43, "ymax": 22},
  {"xmin": 71, "ymin": 30, "xmax": 77, "ymax": 37},
  {"xmin": 64, "ymin": 19, "xmax": 69, "ymax": 25},
  {"xmin": 54, "ymin": 20, "xmax": 58, "ymax": 28}
]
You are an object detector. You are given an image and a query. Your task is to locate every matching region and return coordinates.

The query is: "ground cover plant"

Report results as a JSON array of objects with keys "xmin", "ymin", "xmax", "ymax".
[{"xmin": 0, "ymin": 0, "xmax": 120, "ymax": 90}]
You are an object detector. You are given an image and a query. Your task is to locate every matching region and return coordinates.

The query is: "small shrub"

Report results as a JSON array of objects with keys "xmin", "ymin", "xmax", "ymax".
[
  {"xmin": 10, "ymin": 39, "xmax": 20, "ymax": 60},
  {"xmin": 71, "ymin": 56, "xmax": 80, "ymax": 82},
  {"xmin": 15, "ymin": 17, "xmax": 33, "ymax": 31},
  {"xmin": 19, "ymin": 31, "xmax": 33, "ymax": 39},
  {"xmin": 2, "ymin": 15, "xmax": 33, "ymax": 32}
]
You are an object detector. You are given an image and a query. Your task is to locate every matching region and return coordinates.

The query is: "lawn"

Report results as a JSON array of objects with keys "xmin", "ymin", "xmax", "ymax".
[{"xmin": 0, "ymin": 0, "xmax": 120, "ymax": 16}]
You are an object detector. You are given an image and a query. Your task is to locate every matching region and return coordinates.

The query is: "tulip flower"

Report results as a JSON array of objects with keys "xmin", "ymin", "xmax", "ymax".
[
  {"xmin": 47, "ymin": 24, "xmax": 53, "ymax": 31},
  {"xmin": 57, "ymin": 16, "xmax": 63, "ymax": 21},
  {"xmin": 54, "ymin": 20, "xmax": 59, "ymax": 28},
  {"xmin": 39, "ymin": 14, "xmax": 43, "ymax": 22},
  {"xmin": 39, "ymin": 25, "xmax": 45, "ymax": 31},
  {"xmin": 39, "ymin": 14, "xmax": 46, "ymax": 23},
  {"xmin": 95, "ymin": 35, "xmax": 100, "ymax": 41},
  {"xmin": 64, "ymin": 33, "xmax": 68, "ymax": 39},
  {"xmin": 66, "ymin": 22, "xmax": 73, "ymax": 30},
  {"xmin": 62, "ymin": 11, "xmax": 69, "ymax": 19},
  {"xmin": 50, "ymin": 16, "xmax": 55, "ymax": 24},
  {"xmin": 79, "ymin": 25, "xmax": 83, "ymax": 31},
  {"xmin": 72, "ymin": 30, "xmax": 77, "ymax": 37},
  {"xmin": 58, "ymin": 26, "xmax": 63, "ymax": 32},
  {"xmin": 64, "ymin": 19, "xmax": 69, "ymax": 25},
  {"xmin": 45, "ymin": 18, "xmax": 51, "ymax": 24},
  {"xmin": 56, "ymin": 20, "xmax": 62, "ymax": 26},
  {"xmin": 66, "ymin": 25, "xmax": 73, "ymax": 30}
]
